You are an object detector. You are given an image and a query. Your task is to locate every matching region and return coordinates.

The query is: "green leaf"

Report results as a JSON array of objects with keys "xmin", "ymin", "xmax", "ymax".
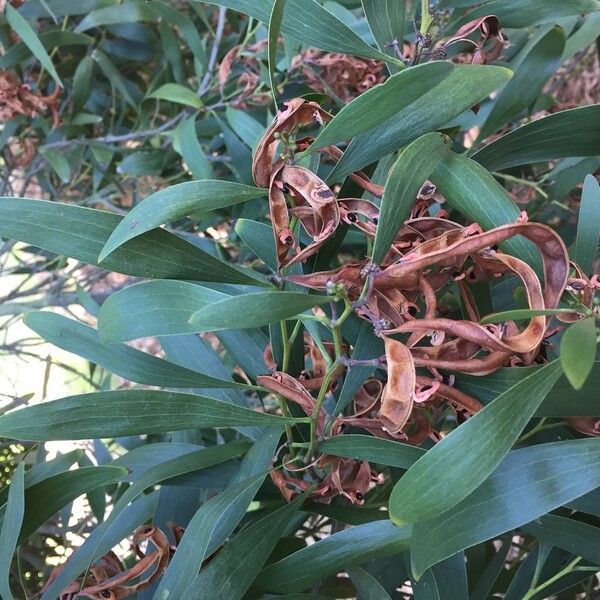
[
  {"xmin": 0, "ymin": 463, "xmax": 24, "ymax": 600},
  {"xmin": 188, "ymin": 496, "xmax": 303, "ymax": 599},
  {"xmin": 389, "ymin": 361, "xmax": 563, "ymax": 526},
  {"xmin": 0, "ymin": 390, "xmax": 303, "ymax": 441},
  {"xmin": 456, "ymin": 362, "xmax": 600, "ymax": 417},
  {"xmin": 410, "ymin": 437, "xmax": 600, "ymax": 576},
  {"xmin": 562, "ymin": 11, "xmax": 600, "ymax": 61},
  {"xmin": 257, "ymin": 521, "xmax": 411, "ymax": 593},
  {"xmin": 479, "ymin": 27, "xmax": 565, "ymax": 140},
  {"xmin": 24, "ymin": 311, "xmax": 252, "ymax": 389},
  {"xmin": 235, "ymin": 218, "xmax": 278, "ymax": 271},
  {"xmin": 327, "ymin": 63, "xmax": 512, "ymax": 181},
  {"xmin": 3, "ymin": 467, "xmax": 125, "ymax": 542},
  {"xmin": 93, "ymin": 48, "xmax": 138, "ymax": 107},
  {"xmin": 189, "ymin": 292, "xmax": 330, "ymax": 332},
  {"xmin": 348, "ymin": 566, "xmax": 392, "ymax": 599},
  {"xmin": 471, "ymin": 105, "xmax": 600, "ymax": 171},
  {"xmin": 413, "ymin": 553, "xmax": 468, "ymax": 599},
  {"xmin": 561, "ymin": 317, "xmax": 597, "ymax": 389},
  {"xmin": 99, "ymin": 181, "xmax": 264, "ymax": 260},
  {"xmin": 147, "ymin": 82, "xmax": 203, "ymax": 108},
  {"xmin": 431, "ymin": 152, "xmax": 538, "ymax": 266},
  {"xmin": 574, "ymin": 174, "xmax": 600, "ymax": 273},
  {"xmin": 372, "ymin": 132, "xmax": 451, "ymax": 263},
  {"xmin": 173, "ymin": 115, "xmax": 213, "ymax": 180},
  {"xmin": 72, "ymin": 54, "xmax": 94, "ymax": 113},
  {"xmin": 97, "ymin": 280, "xmax": 228, "ymax": 342},
  {"xmin": 309, "ymin": 62, "xmax": 449, "ymax": 151},
  {"xmin": 202, "ymin": 0, "xmax": 394, "ymax": 62},
  {"xmin": 480, "ymin": 308, "xmax": 577, "ymax": 325},
  {"xmin": 319, "ymin": 434, "xmax": 425, "ymax": 469},
  {"xmin": 5, "ymin": 4, "xmax": 63, "ymax": 86},
  {"xmin": 470, "ymin": 538, "xmax": 512, "ymax": 600},
  {"xmin": 361, "ymin": 0, "xmax": 405, "ymax": 72},
  {"xmin": 155, "ymin": 474, "xmax": 266, "ymax": 599},
  {"xmin": 0, "ymin": 30, "xmax": 92, "ymax": 69},
  {"xmin": 523, "ymin": 515, "xmax": 600, "ymax": 566},
  {"xmin": 451, "ymin": 0, "xmax": 600, "ymax": 29},
  {"xmin": 0, "ymin": 198, "xmax": 262, "ymax": 284},
  {"xmin": 268, "ymin": 0, "xmax": 286, "ymax": 105},
  {"xmin": 39, "ymin": 148, "xmax": 71, "ymax": 183}
]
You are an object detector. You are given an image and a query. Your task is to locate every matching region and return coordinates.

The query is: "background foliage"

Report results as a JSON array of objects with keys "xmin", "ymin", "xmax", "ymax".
[{"xmin": 0, "ymin": 0, "xmax": 599, "ymax": 598}]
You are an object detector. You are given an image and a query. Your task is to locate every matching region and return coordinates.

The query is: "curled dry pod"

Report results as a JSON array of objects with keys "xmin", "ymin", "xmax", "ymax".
[
  {"xmin": 279, "ymin": 164, "xmax": 340, "ymax": 267},
  {"xmin": 379, "ymin": 337, "xmax": 416, "ymax": 434},
  {"xmin": 257, "ymin": 371, "xmax": 327, "ymax": 435},
  {"xmin": 79, "ymin": 526, "xmax": 169, "ymax": 599},
  {"xmin": 252, "ymin": 98, "xmax": 330, "ymax": 188}
]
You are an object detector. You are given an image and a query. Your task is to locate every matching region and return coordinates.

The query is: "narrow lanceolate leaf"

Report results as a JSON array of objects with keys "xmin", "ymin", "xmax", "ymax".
[
  {"xmin": 310, "ymin": 62, "xmax": 450, "ymax": 151},
  {"xmin": 268, "ymin": 0, "xmax": 286, "ymax": 105},
  {"xmin": 327, "ymin": 63, "xmax": 512, "ymax": 181},
  {"xmin": 389, "ymin": 361, "xmax": 563, "ymax": 526},
  {"xmin": 523, "ymin": 515, "xmax": 600, "ymax": 566},
  {"xmin": 187, "ymin": 497, "xmax": 303, "ymax": 600},
  {"xmin": 0, "ymin": 198, "xmax": 262, "ymax": 284},
  {"xmin": 319, "ymin": 435, "xmax": 425, "ymax": 470},
  {"xmin": 257, "ymin": 521, "xmax": 412, "ymax": 593},
  {"xmin": 147, "ymin": 83, "xmax": 203, "ymax": 108},
  {"xmin": 472, "ymin": 104, "xmax": 600, "ymax": 171},
  {"xmin": 361, "ymin": 0, "xmax": 405, "ymax": 71},
  {"xmin": 479, "ymin": 27, "xmax": 565, "ymax": 140},
  {"xmin": 3, "ymin": 467, "xmax": 126, "ymax": 542},
  {"xmin": 451, "ymin": 0, "xmax": 600, "ymax": 29},
  {"xmin": 202, "ymin": 0, "xmax": 394, "ymax": 62},
  {"xmin": 24, "ymin": 311, "xmax": 251, "ymax": 389},
  {"xmin": 574, "ymin": 174, "xmax": 600, "ymax": 273},
  {"xmin": 99, "ymin": 181, "xmax": 264, "ymax": 260},
  {"xmin": 5, "ymin": 4, "xmax": 63, "ymax": 85},
  {"xmin": 173, "ymin": 115, "xmax": 213, "ymax": 180},
  {"xmin": 348, "ymin": 566, "xmax": 392, "ymax": 600},
  {"xmin": 413, "ymin": 553, "xmax": 468, "ymax": 599},
  {"xmin": 480, "ymin": 308, "xmax": 577, "ymax": 325},
  {"xmin": 0, "ymin": 390, "xmax": 302, "ymax": 441},
  {"xmin": 411, "ymin": 437, "xmax": 600, "ymax": 576},
  {"xmin": 561, "ymin": 317, "xmax": 597, "ymax": 390},
  {"xmin": 0, "ymin": 463, "xmax": 24, "ymax": 600},
  {"xmin": 155, "ymin": 475, "xmax": 265, "ymax": 600},
  {"xmin": 189, "ymin": 292, "xmax": 330, "ymax": 332},
  {"xmin": 372, "ymin": 132, "xmax": 451, "ymax": 263},
  {"xmin": 431, "ymin": 152, "xmax": 538, "ymax": 267},
  {"xmin": 97, "ymin": 280, "xmax": 229, "ymax": 342}
]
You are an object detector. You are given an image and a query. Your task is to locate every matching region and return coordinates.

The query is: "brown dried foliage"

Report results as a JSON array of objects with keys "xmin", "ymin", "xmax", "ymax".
[{"xmin": 250, "ymin": 96, "xmax": 593, "ymax": 506}]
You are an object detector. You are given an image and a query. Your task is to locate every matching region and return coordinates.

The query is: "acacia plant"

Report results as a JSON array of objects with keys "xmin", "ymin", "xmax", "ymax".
[{"xmin": 1, "ymin": 0, "xmax": 600, "ymax": 598}]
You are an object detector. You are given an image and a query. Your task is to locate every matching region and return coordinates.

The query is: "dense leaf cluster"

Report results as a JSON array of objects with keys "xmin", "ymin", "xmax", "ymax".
[{"xmin": 0, "ymin": 0, "xmax": 599, "ymax": 598}]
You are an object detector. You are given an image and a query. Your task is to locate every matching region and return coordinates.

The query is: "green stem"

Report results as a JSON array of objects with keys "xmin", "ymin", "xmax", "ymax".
[
  {"xmin": 517, "ymin": 419, "xmax": 567, "ymax": 444},
  {"xmin": 306, "ymin": 293, "xmax": 354, "ymax": 461},
  {"xmin": 278, "ymin": 319, "xmax": 296, "ymax": 456},
  {"xmin": 522, "ymin": 557, "xmax": 582, "ymax": 600},
  {"xmin": 420, "ymin": 0, "xmax": 434, "ymax": 35},
  {"xmin": 493, "ymin": 172, "xmax": 548, "ymax": 199}
]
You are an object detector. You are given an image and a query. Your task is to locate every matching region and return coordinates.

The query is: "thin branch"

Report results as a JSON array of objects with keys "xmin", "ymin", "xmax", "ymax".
[{"xmin": 198, "ymin": 6, "xmax": 227, "ymax": 97}]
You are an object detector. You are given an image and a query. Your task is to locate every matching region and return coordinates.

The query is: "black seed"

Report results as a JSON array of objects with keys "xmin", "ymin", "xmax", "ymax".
[
  {"xmin": 372, "ymin": 217, "xmax": 379, "ymax": 225},
  {"xmin": 317, "ymin": 189, "xmax": 333, "ymax": 199},
  {"xmin": 355, "ymin": 492, "xmax": 364, "ymax": 500},
  {"xmin": 407, "ymin": 306, "xmax": 418, "ymax": 316},
  {"xmin": 280, "ymin": 184, "xmax": 290, "ymax": 194},
  {"xmin": 347, "ymin": 212, "xmax": 358, "ymax": 222}
]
